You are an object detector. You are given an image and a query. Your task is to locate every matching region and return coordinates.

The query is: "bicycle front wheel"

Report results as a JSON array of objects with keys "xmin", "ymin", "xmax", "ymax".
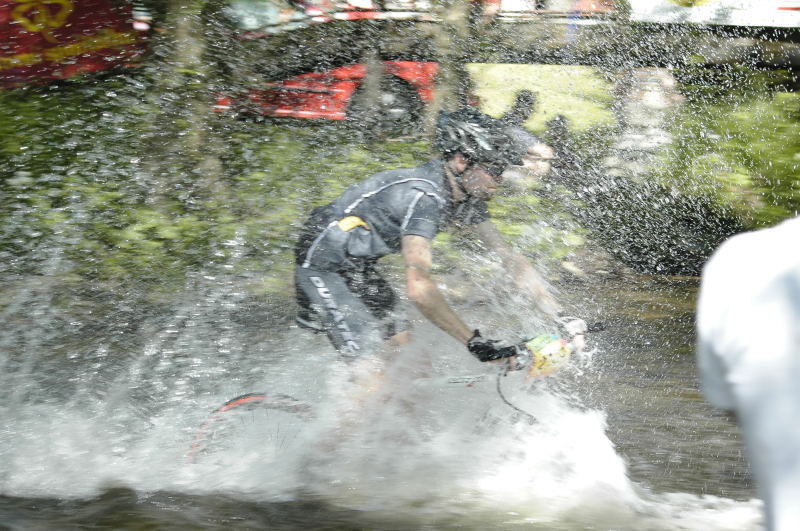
[{"xmin": 187, "ymin": 392, "xmax": 314, "ymax": 463}]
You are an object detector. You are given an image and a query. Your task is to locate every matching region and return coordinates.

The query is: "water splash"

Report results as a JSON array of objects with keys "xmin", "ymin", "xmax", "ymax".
[{"xmin": 0, "ymin": 272, "xmax": 763, "ymax": 529}]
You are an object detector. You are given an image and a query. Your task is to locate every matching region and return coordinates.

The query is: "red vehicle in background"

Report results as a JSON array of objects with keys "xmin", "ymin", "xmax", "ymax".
[
  {"xmin": 0, "ymin": 0, "xmax": 147, "ymax": 88},
  {"xmin": 212, "ymin": 0, "xmax": 619, "ymax": 133},
  {"xmin": 214, "ymin": 60, "xmax": 439, "ymax": 135}
]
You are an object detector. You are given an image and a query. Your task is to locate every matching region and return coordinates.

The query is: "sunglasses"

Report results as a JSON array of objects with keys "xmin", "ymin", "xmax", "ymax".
[{"xmin": 481, "ymin": 163, "xmax": 508, "ymax": 178}]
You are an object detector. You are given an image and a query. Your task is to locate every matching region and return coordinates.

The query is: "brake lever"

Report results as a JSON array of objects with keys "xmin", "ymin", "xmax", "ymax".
[{"xmin": 586, "ymin": 322, "xmax": 606, "ymax": 333}]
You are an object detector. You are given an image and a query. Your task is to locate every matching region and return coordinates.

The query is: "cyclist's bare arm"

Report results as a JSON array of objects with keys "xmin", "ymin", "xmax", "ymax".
[
  {"xmin": 470, "ymin": 220, "xmax": 562, "ymax": 318},
  {"xmin": 470, "ymin": 222, "xmax": 590, "ymax": 353},
  {"xmin": 402, "ymin": 234, "xmax": 474, "ymax": 345}
]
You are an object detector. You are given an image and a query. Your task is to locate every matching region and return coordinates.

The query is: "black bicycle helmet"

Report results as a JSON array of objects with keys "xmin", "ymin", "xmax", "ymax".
[{"xmin": 435, "ymin": 108, "xmax": 524, "ymax": 177}]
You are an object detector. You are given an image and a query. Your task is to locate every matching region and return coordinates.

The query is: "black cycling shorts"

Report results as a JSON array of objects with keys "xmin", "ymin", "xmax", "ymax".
[{"xmin": 294, "ymin": 208, "xmax": 409, "ymax": 357}]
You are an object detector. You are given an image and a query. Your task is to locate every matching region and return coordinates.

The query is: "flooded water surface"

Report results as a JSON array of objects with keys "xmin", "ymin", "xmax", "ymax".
[{"xmin": 0, "ymin": 274, "xmax": 761, "ymax": 530}]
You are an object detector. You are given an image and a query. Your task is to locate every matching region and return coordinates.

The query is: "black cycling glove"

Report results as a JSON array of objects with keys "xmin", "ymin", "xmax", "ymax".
[{"xmin": 466, "ymin": 330, "xmax": 520, "ymax": 362}]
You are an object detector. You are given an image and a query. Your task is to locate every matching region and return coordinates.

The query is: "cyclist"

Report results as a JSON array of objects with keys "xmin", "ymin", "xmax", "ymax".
[{"xmin": 294, "ymin": 108, "xmax": 586, "ymax": 372}]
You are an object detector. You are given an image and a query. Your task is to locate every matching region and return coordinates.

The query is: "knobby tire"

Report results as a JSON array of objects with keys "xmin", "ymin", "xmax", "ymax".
[{"xmin": 187, "ymin": 392, "xmax": 313, "ymax": 462}]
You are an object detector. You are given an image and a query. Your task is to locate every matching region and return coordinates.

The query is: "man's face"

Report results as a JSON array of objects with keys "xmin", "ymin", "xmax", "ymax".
[{"xmin": 461, "ymin": 163, "xmax": 503, "ymax": 201}]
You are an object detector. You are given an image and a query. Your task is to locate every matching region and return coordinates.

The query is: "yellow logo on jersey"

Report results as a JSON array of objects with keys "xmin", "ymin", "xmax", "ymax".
[{"xmin": 337, "ymin": 216, "xmax": 370, "ymax": 232}]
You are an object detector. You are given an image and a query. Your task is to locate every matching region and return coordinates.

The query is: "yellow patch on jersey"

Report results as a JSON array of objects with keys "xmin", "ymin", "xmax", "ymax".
[{"xmin": 337, "ymin": 216, "xmax": 370, "ymax": 232}]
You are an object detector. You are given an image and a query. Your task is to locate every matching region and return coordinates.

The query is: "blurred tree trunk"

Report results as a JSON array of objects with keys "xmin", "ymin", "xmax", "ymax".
[
  {"xmin": 142, "ymin": 0, "xmax": 225, "ymax": 206},
  {"xmin": 357, "ymin": 23, "xmax": 386, "ymax": 138},
  {"xmin": 425, "ymin": 0, "xmax": 479, "ymax": 130}
]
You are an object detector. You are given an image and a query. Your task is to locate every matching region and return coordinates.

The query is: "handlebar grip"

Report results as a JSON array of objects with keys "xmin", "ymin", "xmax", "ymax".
[{"xmin": 586, "ymin": 322, "xmax": 606, "ymax": 333}]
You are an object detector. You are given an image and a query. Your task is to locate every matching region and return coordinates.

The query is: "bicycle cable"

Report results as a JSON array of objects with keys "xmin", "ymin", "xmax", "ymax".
[{"xmin": 495, "ymin": 372, "xmax": 538, "ymax": 425}]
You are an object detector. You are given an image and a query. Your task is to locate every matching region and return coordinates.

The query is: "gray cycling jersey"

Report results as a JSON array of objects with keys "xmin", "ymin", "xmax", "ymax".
[{"xmin": 299, "ymin": 160, "xmax": 489, "ymax": 271}]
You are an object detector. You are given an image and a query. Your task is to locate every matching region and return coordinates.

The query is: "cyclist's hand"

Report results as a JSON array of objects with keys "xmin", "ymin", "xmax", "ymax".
[
  {"xmin": 467, "ymin": 330, "xmax": 520, "ymax": 363},
  {"xmin": 556, "ymin": 314, "xmax": 588, "ymax": 338},
  {"xmin": 558, "ymin": 316, "xmax": 605, "ymax": 357},
  {"xmin": 571, "ymin": 333, "xmax": 587, "ymax": 356},
  {"xmin": 507, "ymin": 342, "xmax": 532, "ymax": 371}
]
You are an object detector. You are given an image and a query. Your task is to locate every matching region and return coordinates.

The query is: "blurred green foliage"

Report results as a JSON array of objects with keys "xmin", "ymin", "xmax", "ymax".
[
  {"xmin": 2, "ymin": 63, "xmax": 798, "ymax": 300},
  {"xmin": 665, "ymin": 67, "xmax": 800, "ymax": 227},
  {"xmin": 0, "ymin": 78, "xmax": 433, "ymax": 297},
  {"xmin": 1, "ymin": 68, "xmax": 595, "ymax": 300}
]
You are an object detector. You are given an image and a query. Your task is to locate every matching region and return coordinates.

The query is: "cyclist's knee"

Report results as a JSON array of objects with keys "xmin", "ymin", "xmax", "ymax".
[{"xmin": 389, "ymin": 329, "xmax": 413, "ymax": 347}]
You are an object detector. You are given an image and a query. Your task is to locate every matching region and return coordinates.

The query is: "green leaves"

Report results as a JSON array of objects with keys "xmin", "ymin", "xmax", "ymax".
[{"xmin": 665, "ymin": 69, "xmax": 800, "ymax": 227}]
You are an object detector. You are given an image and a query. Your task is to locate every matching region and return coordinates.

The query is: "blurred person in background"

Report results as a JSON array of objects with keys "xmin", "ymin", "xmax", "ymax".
[
  {"xmin": 696, "ymin": 215, "xmax": 800, "ymax": 531},
  {"xmin": 499, "ymin": 90, "xmax": 556, "ymax": 189}
]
